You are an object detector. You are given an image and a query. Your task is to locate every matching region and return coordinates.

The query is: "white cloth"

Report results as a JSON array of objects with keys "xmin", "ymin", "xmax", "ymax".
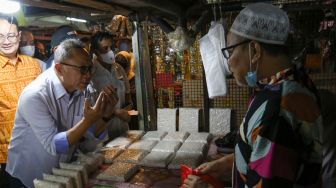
[{"xmin": 200, "ymin": 21, "xmax": 230, "ymax": 98}]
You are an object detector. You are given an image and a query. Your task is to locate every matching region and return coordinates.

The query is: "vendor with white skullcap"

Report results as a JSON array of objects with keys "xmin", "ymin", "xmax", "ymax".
[{"xmin": 182, "ymin": 3, "xmax": 322, "ymax": 188}]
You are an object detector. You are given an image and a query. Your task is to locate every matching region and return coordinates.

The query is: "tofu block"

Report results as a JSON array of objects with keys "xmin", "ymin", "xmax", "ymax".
[
  {"xmin": 140, "ymin": 151, "xmax": 174, "ymax": 168},
  {"xmin": 114, "ymin": 149, "xmax": 148, "ymax": 164},
  {"xmin": 59, "ymin": 162, "xmax": 89, "ymax": 186},
  {"xmin": 179, "ymin": 108, "xmax": 200, "ymax": 133},
  {"xmin": 177, "ymin": 142, "xmax": 207, "ymax": 156},
  {"xmin": 162, "ymin": 132, "xmax": 190, "ymax": 142},
  {"xmin": 184, "ymin": 132, "xmax": 212, "ymax": 144},
  {"xmin": 43, "ymin": 174, "xmax": 74, "ymax": 188},
  {"xmin": 157, "ymin": 108, "xmax": 177, "ymax": 132},
  {"xmin": 209, "ymin": 108, "xmax": 231, "ymax": 136},
  {"xmin": 152, "ymin": 141, "xmax": 182, "ymax": 153},
  {"xmin": 128, "ymin": 140, "xmax": 158, "ymax": 152},
  {"xmin": 105, "ymin": 137, "xmax": 133, "ymax": 149},
  {"xmin": 96, "ymin": 162, "xmax": 139, "ymax": 182},
  {"xmin": 33, "ymin": 179, "xmax": 64, "ymax": 188},
  {"xmin": 168, "ymin": 152, "xmax": 203, "ymax": 169},
  {"xmin": 100, "ymin": 148, "xmax": 124, "ymax": 163},
  {"xmin": 52, "ymin": 168, "xmax": 82, "ymax": 188},
  {"xmin": 142, "ymin": 131, "xmax": 167, "ymax": 141}
]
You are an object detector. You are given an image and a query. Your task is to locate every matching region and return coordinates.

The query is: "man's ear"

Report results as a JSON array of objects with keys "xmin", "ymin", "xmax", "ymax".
[
  {"xmin": 250, "ymin": 41, "xmax": 262, "ymax": 64},
  {"xmin": 18, "ymin": 31, "xmax": 21, "ymax": 43},
  {"xmin": 54, "ymin": 63, "xmax": 63, "ymax": 74}
]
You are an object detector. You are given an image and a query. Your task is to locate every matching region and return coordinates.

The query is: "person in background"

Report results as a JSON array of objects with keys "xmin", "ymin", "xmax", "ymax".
[
  {"xmin": 6, "ymin": 39, "xmax": 118, "ymax": 188},
  {"xmin": 0, "ymin": 14, "xmax": 41, "ymax": 188},
  {"xmin": 115, "ymin": 51, "xmax": 138, "ymax": 129},
  {"xmin": 35, "ymin": 41, "xmax": 47, "ymax": 61},
  {"xmin": 80, "ymin": 36, "xmax": 91, "ymax": 53},
  {"xmin": 19, "ymin": 27, "xmax": 46, "ymax": 71},
  {"xmin": 90, "ymin": 32, "xmax": 132, "ymax": 139},
  {"xmin": 183, "ymin": 3, "xmax": 322, "ymax": 188},
  {"xmin": 46, "ymin": 25, "xmax": 78, "ymax": 69}
]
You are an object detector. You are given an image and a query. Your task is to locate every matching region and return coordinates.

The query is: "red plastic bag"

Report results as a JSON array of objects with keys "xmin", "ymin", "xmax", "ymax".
[{"xmin": 180, "ymin": 165, "xmax": 225, "ymax": 188}]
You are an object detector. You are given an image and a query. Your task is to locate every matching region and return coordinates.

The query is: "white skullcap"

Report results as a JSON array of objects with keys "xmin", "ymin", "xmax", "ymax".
[{"xmin": 230, "ymin": 3, "xmax": 289, "ymax": 45}]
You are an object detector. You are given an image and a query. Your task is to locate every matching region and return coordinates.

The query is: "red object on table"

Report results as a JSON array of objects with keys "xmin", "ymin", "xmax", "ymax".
[{"xmin": 180, "ymin": 165, "xmax": 225, "ymax": 188}]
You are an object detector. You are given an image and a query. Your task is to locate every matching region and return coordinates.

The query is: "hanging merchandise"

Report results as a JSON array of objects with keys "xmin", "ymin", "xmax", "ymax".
[
  {"xmin": 108, "ymin": 15, "xmax": 133, "ymax": 38},
  {"xmin": 200, "ymin": 21, "xmax": 230, "ymax": 98},
  {"xmin": 167, "ymin": 26, "xmax": 194, "ymax": 52}
]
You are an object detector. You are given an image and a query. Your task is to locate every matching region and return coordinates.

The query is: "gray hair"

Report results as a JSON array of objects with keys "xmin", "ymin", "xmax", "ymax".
[{"xmin": 54, "ymin": 39, "xmax": 86, "ymax": 63}]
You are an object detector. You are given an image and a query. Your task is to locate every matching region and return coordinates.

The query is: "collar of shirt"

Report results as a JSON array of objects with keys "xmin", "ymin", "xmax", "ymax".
[
  {"xmin": 0, "ymin": 53, "xmax": 23, "ymax": 68},
  {"xmin": 49, "ymin": 65, "xmax": 83, "ymax": 100},
  {"xmin": 257, "ymin": 67, "xmax": 294, "ymax": 90}
]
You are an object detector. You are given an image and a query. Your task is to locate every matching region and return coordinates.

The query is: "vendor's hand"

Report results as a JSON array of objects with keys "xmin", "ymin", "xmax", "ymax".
[
  {"xmin": 83, "ymin": 92, "xmax": 107, "ymax": 124},
  {"xmin": 182, "ymin": 175, "xmax": 210, "ymax": 188},
  {"xmin": 196, "ymin": 154, "xmax": 234, "ymax": 181}
]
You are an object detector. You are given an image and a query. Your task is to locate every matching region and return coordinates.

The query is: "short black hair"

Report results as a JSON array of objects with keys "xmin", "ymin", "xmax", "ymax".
[
  {"xmin": 19, "ymin": 26, "xmax": 32, "ymax": 33},
  {"xmin": 90, "ymin": 32, "xmax": 113, "ymax": 53},
  {"xmin": 0, "ymin": 14, "xmax": 19, "ymax": 30},
  {"xmin": 80, "ymin": 36, "xmax": 90, "ymax": 43}
]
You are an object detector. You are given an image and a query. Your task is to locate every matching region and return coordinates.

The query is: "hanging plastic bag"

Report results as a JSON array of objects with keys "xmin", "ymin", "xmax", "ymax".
[
  {"xmin": 180, "ymin": 165, "xmax": 225, "ymax": 188},
  {"xmin": 200, "ymin": 21, "xmax": 230, "ymax": 98}
]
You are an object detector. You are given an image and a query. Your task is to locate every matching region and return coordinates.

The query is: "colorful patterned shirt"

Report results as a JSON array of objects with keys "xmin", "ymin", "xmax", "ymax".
[
  {"xmin": 234, "ymin": 68, "xmax": 323, "ymax": 187},
  {"xmin": 0, "ymin": 54, "xmax": 41, "ymax": 163}
]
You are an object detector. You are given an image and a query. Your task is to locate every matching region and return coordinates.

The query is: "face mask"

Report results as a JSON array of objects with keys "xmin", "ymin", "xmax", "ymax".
[
  {"xmin": 245, "ymin": 45, "xmax": 259, "ymax": 87},
  {"xmin": 20, "ymin": 45, "xmax": 35, "ymax": 57},
  {"xmin": 100, "ymin": 50, "xmax": 115, "ymax": 64}
]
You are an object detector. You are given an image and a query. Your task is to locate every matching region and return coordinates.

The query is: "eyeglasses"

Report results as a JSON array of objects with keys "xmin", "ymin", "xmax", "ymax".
[
  {"xmin": 221, "ymin": 40, "xmax": 251, "ymax": 60},
  {"xmin": 0, "ymin": 33, "xmax": 19, "ymax": 44},
  {"xmin": 61, "ymin": 63, "xmax": 96, "ymax": 75}
]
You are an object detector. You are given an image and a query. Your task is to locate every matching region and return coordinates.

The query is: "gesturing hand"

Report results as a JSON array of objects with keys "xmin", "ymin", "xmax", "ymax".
[{"xmin": 83, "ymin": 91, "xmax": 107, "ymax": 124}]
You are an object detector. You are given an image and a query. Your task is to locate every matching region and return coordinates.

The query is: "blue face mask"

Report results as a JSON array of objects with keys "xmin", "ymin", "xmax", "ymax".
[
  {"xmin": 245, "ymin": 45, "xmax": 258, "ymax": 87},
  {"xmin": 245, "ymin": 71, "xmax": 257, "ymax": 87}
]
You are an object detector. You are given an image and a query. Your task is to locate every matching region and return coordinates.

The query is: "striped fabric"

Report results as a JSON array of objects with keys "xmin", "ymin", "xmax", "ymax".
[
  {"xmin": 234, "ymin": 68, "xmax": 323, "ymax": 188},
  {"xmin": 0, "ymin": 54, "xmax": 40, "ymax": 163}
]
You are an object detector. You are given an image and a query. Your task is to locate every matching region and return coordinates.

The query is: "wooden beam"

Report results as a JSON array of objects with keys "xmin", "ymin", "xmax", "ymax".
[
  {"xmin": 20, "ymin": 0, "xmax": 104, "ymax": 14},
  {"xmin": 62, "ymin": 0, "xmax": 117, "ymax": 12}
]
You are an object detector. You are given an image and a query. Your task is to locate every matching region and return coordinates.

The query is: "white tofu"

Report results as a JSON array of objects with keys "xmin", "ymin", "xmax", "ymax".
[
  {"xmin": 151, "ymin": 141, "xmax": 182, "ymax": 153},
  {"xmin": 142, "ymin": 131, "xmax": 167, "ymax": 141},
  {"xmin": 162, "ymin": 132, "xmax": 190, "ymax": 142},
  {"xmin": 157, "ymin": 108, "xmax": 177, "ymax": 132},
  {"xmin": 184, "ymin": 132, "xmax": 212, "ymax": 144},
  {"xmin": 177, "ymin": 142, "xmax": 207, "ymax": 156},
  {"xmin": 33, "ymin": 179, "xmax": 64, "ymax": 188},
  {"xmin": 52, "ymin": 168, "xmax": 82, "ymax": 188},
  {"xmin": 59, "ymin": 162, "xmax": 88, "ymax": 186},
  {"xmin": 179, "ymin": 108, "xmax": 200, "ymax": 133},
  {"xmin": 140, "ymin": 151, "xmax": 174, "ymax": 168},
  {"xmin": 43, "ymin": 174, "xmax": 73, "ymax": 188}
]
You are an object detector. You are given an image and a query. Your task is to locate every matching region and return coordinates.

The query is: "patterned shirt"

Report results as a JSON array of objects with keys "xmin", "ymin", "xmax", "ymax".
[
  {"xmin": 234, "ymin": 68, "xmax": 323, "ymax": 187},
  {"xmin": 0, "ymin": 54, "xmax": 41, "ymax": 163}
]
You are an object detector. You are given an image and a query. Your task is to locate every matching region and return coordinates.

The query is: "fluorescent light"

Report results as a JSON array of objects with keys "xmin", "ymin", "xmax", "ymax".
[
  {"xmin": 0, "ymin": 0, "xmax": 20, "ymax": 14},
  {"xmin": 66, "ymin": 17, "xmax": 87, "ymax": 23}
]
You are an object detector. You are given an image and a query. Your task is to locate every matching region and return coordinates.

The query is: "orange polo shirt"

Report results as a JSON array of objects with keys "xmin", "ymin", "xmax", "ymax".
[{"xmin": 0, "ymin": 54, "xmax": 41, "ymax": 163}]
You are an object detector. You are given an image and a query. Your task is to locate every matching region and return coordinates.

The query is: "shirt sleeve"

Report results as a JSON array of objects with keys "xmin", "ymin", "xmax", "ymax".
[{"xmin": 18, "ymin": 89, "xmax": 69, "ymax": 156}]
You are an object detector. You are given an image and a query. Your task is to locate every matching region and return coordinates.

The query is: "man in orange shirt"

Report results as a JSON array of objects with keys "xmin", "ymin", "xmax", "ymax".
[{"xmin": 0, "ymin": 14, "xmax": 40, "ymax": 187}]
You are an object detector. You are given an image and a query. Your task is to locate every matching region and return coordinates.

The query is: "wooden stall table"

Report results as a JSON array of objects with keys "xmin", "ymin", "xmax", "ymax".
[{"xmin": 86, "ymin": 139, "xmax": 227, "ymax": 188}]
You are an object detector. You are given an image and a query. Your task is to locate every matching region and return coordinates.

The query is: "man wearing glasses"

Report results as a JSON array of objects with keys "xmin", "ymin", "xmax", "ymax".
[
  {"xmin": 0, "ymin": 14, "xmax": 41, "ymax": 187},
  {"xmin": 6, "ymin": 39, "xmax": 118, "ymax": 188},
  {"xmin": 183, "ymin": 3, "xmax": 322, "ymax": 188}
]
